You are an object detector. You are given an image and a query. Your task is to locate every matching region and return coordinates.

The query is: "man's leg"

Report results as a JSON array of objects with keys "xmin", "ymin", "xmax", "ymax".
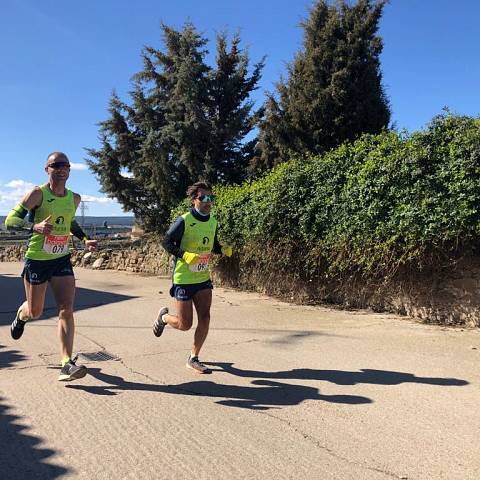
[
  {"xmin": 49, "ymin": 274, "xmax": 86, "ymax": 381},
  {"xmin": 11, "ymin": 277, "xmax": 48, "ymax": 340},
  {"xmin": 49, "ymin": 275, "xmax": 76, "ymax": 360},
  {"xmin": 24, "ymin": 277, "xmax": 49, "ymax": 319}
]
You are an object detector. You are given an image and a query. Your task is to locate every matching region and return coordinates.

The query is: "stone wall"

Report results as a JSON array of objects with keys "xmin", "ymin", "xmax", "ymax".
[
  {"xmin": 0, "ymin": 245, "xmax": 26, "ymax": 263},
  {"xmin": 0, "ymin": 240, "xmax": 170, "ymax": 275},
  {"xmin": 1, "ymin": 241, "xmax": 479, "ymax": 327},
  {"xmin": 213, "ymin": 254, "xmax": 480, "ymax": 327},
  {"xmin": 70, "ymin": 240, "xmax": 170, "ymax": 275}
]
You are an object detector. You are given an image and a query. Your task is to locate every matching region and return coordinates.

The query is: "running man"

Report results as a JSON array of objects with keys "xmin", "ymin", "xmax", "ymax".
[
  {"xmin": 152, "ymin": 181, "xmax": 232, "ymax": 373},
  {"xmin": 5, "ymin": 152, "xmax": 97, "ymax": 381}
]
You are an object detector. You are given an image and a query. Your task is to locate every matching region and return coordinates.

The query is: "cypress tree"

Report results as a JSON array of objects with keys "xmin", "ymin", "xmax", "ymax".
[{"xmin": 255, "ymin": 0, "xmax": 390, "ymax": 172}]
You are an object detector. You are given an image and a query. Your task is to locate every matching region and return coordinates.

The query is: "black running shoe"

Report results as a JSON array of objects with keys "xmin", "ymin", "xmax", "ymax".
[
  {"xmin": 153, "ymin": 307, "xmax": 168, "ymax": 337},
  {"xmin": 11, "ymin": 306, "xmax": 26, "ymax": 340},
  {"xmin": 58, "ymin": 359, "xmax": 87, "ymax": 382}
]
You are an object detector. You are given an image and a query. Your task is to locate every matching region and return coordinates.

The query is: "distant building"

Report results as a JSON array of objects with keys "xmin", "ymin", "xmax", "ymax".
[{"xmin": 130, "ymin": 222, "xmax": 144, "ymax": 239}]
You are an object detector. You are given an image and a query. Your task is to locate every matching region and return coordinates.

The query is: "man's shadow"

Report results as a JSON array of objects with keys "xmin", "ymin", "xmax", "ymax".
[
  {"xmin": 205, "ymin": 362, "xmax": 469, "ymax": 387},
  {"xmin": 0, "ymin": 273, "xmax": 137, "ymax": 326},
  {"xmin": 0, "ymin": 345, "xmax": 69, "ymax": 479},
  {"xmin": 66, "ymin": 367, "xmax": 372, "ymax": 410}
]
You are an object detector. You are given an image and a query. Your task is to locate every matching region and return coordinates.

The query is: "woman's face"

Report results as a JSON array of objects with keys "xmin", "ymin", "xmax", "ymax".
[{"xmin": 192, "ymin": 188, "xmax": 215, "ymax": 214}]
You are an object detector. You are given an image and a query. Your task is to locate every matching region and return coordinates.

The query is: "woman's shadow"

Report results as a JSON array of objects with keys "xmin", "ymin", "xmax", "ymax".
[
  {"xmin": 66, "ymin": 366, "xmax": 373, "ymax": 410},
  {"xmin": 205, "ymin": 362, "xmax": 469, "ymax": 387},
  {"xmin": 66, "ymin": 361, "xmax": 467, "ymax": 411}
]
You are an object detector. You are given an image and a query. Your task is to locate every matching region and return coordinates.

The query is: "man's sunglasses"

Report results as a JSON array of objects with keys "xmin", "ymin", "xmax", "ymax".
[
  {"xmin": 197, "ymin": 194, "xmax": 215, "ymax": 203},
  {"xmin": 48, "ymin": 162, "xmax": 71, "ymax": 169}
]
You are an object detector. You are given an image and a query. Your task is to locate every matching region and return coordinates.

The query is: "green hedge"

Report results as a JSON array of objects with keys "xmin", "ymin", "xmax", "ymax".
[{"xmin": 173, "ymin": 113, "xmax": 480, "ymax": 280}]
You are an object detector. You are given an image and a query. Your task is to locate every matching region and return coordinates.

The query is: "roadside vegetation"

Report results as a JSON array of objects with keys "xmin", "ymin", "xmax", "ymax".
[
  {"xmin": 211, "ymin": 113, "xmax": 480, "ymax": 285},
  {"xmin": 83, "ymin": 1, "xmax": 480, "ymax": 320},
  {"xmin": 87, "ymin": 1, "xmax": 390, "ymax": 233}
]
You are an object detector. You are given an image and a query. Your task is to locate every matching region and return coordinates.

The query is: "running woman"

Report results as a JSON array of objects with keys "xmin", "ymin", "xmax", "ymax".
[
  {"xmin": 5, "ymin": 152, "xmax": 97, "ymax": 381},
  {"xmin": 152, "ymin": 181, "xmax": 232, "ymax": 373}
]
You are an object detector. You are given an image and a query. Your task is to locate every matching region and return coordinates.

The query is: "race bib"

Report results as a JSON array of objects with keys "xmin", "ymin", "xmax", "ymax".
[
  {"xmin": 189, "ymin": 254, "xmax": 210, "ymax": 273},
  {"xmin": 43, "ymin": 234, "xmax": 69, "ymax": 255}
]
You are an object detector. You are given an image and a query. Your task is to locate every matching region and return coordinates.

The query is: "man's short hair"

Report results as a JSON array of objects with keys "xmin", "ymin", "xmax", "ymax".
[
  {"xmin": 187, "ymin": 181, "xmax": 212, "ymax": 200},
  {"xmin": 46, "ymin": 152, "xmax": 69, "ymax": 166}
]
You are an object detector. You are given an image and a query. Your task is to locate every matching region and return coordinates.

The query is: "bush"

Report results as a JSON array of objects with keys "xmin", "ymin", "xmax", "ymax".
[{"xmin": 172, "ymin": 113, "xmax": 480, "ymax": 282}]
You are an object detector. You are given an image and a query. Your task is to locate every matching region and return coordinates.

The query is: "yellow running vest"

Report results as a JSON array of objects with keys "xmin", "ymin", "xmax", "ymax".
[
  {"xmin": 26, "ymin": 185, "xmax": 76, "ymax": 260},
  {"xmin": 173, "ymin": 211, "xmax": 218, "ymax": 285}
]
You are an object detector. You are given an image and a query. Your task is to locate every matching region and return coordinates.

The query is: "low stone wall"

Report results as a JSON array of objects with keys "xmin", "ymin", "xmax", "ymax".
[
  {"xmin": 0, "ymin": 245, "xmax": 26, "ymax": 263},
  {"xmin": 70, "ymin": 241, "xmax": 170, "ymax": 275},
  {"xmin": 1, "ymin": 241, "xmax": 479, "ymax": 327},
  {"xmin": 0, "ymin": 240, "xmax": 170, "ymax": 275},
  {"xmin": 212, "ymin": 255, "xmax": 480, "ymax": 328}
]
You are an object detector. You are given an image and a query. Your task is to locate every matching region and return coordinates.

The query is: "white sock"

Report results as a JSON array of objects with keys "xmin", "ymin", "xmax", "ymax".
[{"xmin": 18, "ymin": 306, "xmax": 30, "ymax": 322}]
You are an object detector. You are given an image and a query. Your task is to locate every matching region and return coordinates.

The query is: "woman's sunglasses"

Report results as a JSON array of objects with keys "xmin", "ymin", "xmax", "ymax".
[{"xmin": 197, "ymin": 194, "xmax": 215, "ymax": 203}]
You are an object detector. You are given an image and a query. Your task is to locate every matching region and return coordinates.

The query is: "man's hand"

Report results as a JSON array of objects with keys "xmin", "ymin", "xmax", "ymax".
[
  {"xmin": 183, "ymin": 251, "xmax": 200, "ymax": 265},
  {"xmin": 221, "ymin": 245, "xmax": 233, "ymax": 257},
  {"xmin": 34, "ymin": 215, "xmax": 53, "ymax": 235},
  {"xmin": 85, "ymin": 239, "xmax": 98, "ymax": 252}
]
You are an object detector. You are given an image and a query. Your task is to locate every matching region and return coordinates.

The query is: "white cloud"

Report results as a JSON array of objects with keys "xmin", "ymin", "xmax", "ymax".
[
  {"xmin": 0, "ymin": 179, "xmax": 115, "ymax": 215},
  {"xmin": 6, "ymin": 179, "xmax": 35, "ymax": 190},
  {"xmin": 0, "ymin": 179, "xmax": 36, "ymax": 208},
  {"xmin": 81, "ymin": 194, "xmax": 114, "ymax": 204},
  {"xmin": 70, "ymin": 162, "xmax": 88, "ymax": 171}
]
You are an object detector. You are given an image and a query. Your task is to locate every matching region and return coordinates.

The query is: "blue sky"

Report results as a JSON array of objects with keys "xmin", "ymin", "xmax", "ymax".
[{"xmin": 1, "ymin": 0, "xmax": 479, "ymax": 216}]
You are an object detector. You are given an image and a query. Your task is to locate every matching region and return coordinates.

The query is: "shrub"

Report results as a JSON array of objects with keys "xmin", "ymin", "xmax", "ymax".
[{"xmin": 171, "ymin": 113, "xmax": 480, "ymax": 281}]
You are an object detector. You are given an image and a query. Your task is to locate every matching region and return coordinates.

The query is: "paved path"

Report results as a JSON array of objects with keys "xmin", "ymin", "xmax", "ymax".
[{"xmin": 1, "ymin": 262, "xmax": 479, "ymax": 479}]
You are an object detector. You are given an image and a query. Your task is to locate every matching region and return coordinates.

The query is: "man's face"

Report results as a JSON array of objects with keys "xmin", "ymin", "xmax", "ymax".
[
  {"xmin": 193, "ymin": 188, "xmax": 215, "ymax": 214},
  {"xmin": 45, "ymin": 155, "xmax": 71, "ymax": 181}
]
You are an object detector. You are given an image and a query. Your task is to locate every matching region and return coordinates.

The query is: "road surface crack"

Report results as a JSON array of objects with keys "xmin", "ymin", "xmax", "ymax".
[{"xmin": 260, "ymin": 411, "xmax": 408, "ymax": 479}]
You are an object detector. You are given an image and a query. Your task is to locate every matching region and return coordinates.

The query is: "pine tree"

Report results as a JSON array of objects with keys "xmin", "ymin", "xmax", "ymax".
[
  {"xmin": 86, "ymin": 23, "xmax": 263, "ymax": 231},
  {"xmin": 254, "ymin": 0, "xmax": 390, "ymax": 172}
]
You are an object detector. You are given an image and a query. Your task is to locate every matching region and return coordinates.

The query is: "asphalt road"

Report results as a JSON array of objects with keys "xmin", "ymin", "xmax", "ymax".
[{"xmin": 1, "ymin": 262, "xmax": 479, "ymax": 479}]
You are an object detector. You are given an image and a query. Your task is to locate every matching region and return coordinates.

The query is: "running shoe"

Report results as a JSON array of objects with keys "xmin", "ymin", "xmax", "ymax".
[
  {"xmin": 186, "ymin": 356, "xmax": 212, "ymax": 374},
  {"xmin": 153, "ymin": 307, "xmax": 168, "ymax": 337},
  {"xmin": 58, "ymin": 359, "xmax": 87, "ymax": 382},
  {"xmin": 11, "ymin": 306, "xmax": 26, "ymax": 340}
]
